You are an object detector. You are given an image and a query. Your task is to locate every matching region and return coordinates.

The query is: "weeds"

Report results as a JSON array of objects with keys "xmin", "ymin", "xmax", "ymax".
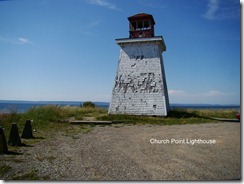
[
  {"xmin": 35, "ymin": 155, "xmax": 56, "ymax": 163},
  {"xmin": 63, "ymin": 124, "xmax": 93, "ymax": 139},
  {"xmin": 97, "ymin": 108, "xmax": 238, "ymax": 125},
  {"xmin": 12, "ymin": 169, "xmax": 43, "ymax": 180},
  {"xmin": 0, "ymin": 106, "xmax": 238, "ymax": 142},
  {"xmin": 0, "ymin": 165, "xmax": 12, "ymax": 177}
]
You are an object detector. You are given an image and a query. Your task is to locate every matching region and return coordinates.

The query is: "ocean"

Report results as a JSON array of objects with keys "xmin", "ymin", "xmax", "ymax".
[{"xmin": 0, "ymin": 100, "xmax": 240, "ymax": 114}]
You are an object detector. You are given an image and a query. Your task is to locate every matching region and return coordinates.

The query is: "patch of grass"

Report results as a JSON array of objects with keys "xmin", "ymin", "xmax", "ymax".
[
  {"xmin": 97, "ymin": 108, "xmax": 238, "ymax": 125},
  {"xmin": 74, "ymin": 114, "xmax": 84, "ymax": 120},
  {"xmin": 193, "ymin": 109, "xmax": 237, "ymax": 119},
  {"xmin": 0, "ymin": 105, "xmax": 107, "ymax": 147},
  {"xmin": 11, "ymin": 168, "xmax": 50, "ymax": 180},
  {"xmin": 22, "ymin": 136, "xmax": 45, "ymax": 145},
  {"xmin": 0, "ymin": 106, "xmax": 238, "ymax": 142},
  {"xmin": 81, "ymin": 125, "xmax": 93, "ymax": 134},
  {"xmin": 63, "ymin": 124, "xmax": 93, "ymax": 139},
  {"xmin": 61, "ymin": 106, "xmax": 107, "ymax": 121},
  {"xmin": 3, "ymin": 157, "xmax": 25, "ymax": 163},
  {"xmin": 35, "ymin": 155, "xmax": 56, "ymax": 163},
  {"xmin": 13, "ymin": 169, "xmax": 41, "ymax": 180},
  {"xmin": 0, "ymin": 165, "xmax": 12, "ymax": 177}
]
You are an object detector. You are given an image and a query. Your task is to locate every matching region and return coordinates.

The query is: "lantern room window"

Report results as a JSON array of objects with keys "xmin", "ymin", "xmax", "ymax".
[
  {"xmin": 137, "ymin": 21, "xmax": 143, "ymax": 30},
  {"xmin": 132, "ymin": 22, "xmax": 136, "ymax": 31},
  {"xmin": 131, "ymin": 21, "xmax": 150, "ymax": 31},
  {"xmin": 144, "ymin": 21, "xmax": 149, "ymax": 29}
]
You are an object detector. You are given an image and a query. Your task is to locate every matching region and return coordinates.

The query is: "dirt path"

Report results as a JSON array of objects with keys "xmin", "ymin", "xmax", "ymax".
[{"xmin": 0, "ymin": 122, "xmax": 240, "ymax": 180}]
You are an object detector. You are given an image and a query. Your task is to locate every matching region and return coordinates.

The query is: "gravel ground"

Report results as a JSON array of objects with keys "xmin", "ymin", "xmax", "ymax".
[{"xmin": 0, "ymin": 122, "xmax": 240, "ymax": 181}]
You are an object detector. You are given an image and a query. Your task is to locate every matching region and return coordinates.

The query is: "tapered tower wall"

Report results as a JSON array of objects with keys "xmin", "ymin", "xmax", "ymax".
[{"xmin": 108, "ymin": 37, "xmax": 170, "ymax": 116}]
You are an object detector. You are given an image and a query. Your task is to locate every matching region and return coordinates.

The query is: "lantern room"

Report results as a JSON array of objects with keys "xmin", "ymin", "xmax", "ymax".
[{"xmin": 128, "ymin": 13, "xmax": 155, "ymax": 38}]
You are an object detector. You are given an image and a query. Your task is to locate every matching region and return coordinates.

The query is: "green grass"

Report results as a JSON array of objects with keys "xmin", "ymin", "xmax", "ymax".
[
  {"xmin": 0, "ymin": 165, "xmax": 12, "ymax": 177},
  {"xmin": 0, "ymin": 105, "xmax": 107, "ymax": 139},
  {"xmin": 12, "ymin": 169, "xmax": 39, "ymax": 180},
  {"xmin": 97, "ymin": 108, "xmax": 238, "ymax": 125},
  {"xmin": 12, "ymin": 169, "xmax": 50, "ymax": 180},
  {"xmin": 192, "ymin": 109, "xmax": 237, "ymax": 119},
  {"xmin": 0, "ymin": 106, "xmax": 238, "ymax": 142},
  {"xmin": 63, "ymin": 124, "xmax": 93, "ymax": 139}
]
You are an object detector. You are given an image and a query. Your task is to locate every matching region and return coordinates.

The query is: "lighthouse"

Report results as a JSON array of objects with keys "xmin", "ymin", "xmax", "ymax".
[{"xmin": 109, "ymin": 13, "xmax": 170, "ymax": 116}]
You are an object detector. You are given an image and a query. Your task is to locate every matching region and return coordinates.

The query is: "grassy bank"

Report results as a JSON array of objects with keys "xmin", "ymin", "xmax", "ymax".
[
  {"xmin": 98, "ymin": 108, "xmax": 238, "ymax": 125},
  {"xmin": 0, "ymin": 105, "xmax": 238, "ymax": 138},
  {"xmin": 0, "ymin": 105, "xmax": 107, "ymax": 138}
]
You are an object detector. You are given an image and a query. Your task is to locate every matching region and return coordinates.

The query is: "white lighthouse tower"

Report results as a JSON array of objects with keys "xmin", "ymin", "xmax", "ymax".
[{"xmin": 109, "ymin": 13, "xmax": 170, "ymax": 116}]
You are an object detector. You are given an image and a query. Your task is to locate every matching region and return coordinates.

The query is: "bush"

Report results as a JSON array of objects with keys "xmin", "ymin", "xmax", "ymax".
[{"xmin": 81, "ymin": 101, "xmax": 96, "ymax": 108}]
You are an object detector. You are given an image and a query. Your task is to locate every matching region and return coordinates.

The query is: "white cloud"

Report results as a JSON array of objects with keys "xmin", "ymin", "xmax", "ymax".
[
  {"xmin": 136, "ymin": 0, "xmax": 167, "ymax": 9},
  {"xmin": 85, "ymin": 20, "xmax": 101, "ymax": 29},
  {"xmin": 204, "ymin": 90, "xmax": 234, "ymax": 97},
  {"xmin": 0, "ymin": 36, "xmax": 31, "ymax": 45},
  {"xmin": 85, "ymin": 0, "xmax": 120, "ymax": 10},
  {"xmin": 203, "ymin": 0, "xmax": 239, "ymax": 20},
  {"xmin": 168, "ymin": 89, "xmax": 186, "ymax": 96},
  {"xmin": 168, "ymin": 89, "xmax": 237, "ymax": 104},
  {"xmin": 74, "ymin": 20, "xmax": 101, "ymax": 36},
  {"xmin": 18, "ymin": 37, "xmax": 31, "ymax": 45},
  {"xmin": 203, "ymin": 0, "xmax": 219, "ymax": 20},
  {"xmin": 169, "ymin": 89, "xmax": 234, "ymax": 97}
]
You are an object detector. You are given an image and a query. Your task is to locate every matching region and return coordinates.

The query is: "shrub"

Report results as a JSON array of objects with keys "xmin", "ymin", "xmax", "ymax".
[{"xmin": 81, "ymin": 101, "xmax": 96, "ymax": 108}]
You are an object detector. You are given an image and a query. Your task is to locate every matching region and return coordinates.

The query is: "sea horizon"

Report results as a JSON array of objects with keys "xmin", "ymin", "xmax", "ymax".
[
  {"xmin": 0, "ymin": 99, "xmax": 240, "ymax": 105},
  {"xmin": 0, "ymin": 100, "xmax": 240, "ymax": 114}
]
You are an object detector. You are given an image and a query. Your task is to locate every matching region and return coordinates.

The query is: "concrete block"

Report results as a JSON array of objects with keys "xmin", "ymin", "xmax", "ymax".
[
  {"xmin": 0, "ymin": 127, "xmax": 8, "ymax": 154},
  {"xmin": 21, "ymin": 120, "xmax": 34, "ymax": 139},
  {"xmin": 8, "ymin": 123, "xmax": 22, "ymax": 146}
]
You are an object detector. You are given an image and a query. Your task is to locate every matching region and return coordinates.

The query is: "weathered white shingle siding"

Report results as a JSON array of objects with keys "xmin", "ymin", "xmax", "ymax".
[{"xmin": 109, "ymin": 37, "xmax": 170, "ymax": 116}]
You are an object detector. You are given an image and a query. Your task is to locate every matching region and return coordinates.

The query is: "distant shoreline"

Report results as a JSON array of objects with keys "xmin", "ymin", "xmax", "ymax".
[{"xmin": 0, "ymin": 100, "xmax": 240, "ymax": 113}]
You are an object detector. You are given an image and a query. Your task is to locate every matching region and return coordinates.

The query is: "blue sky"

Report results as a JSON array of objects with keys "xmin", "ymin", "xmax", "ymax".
[{"xmin": 0, "ymin": 0, "xmax": 241, "ymax": 105}]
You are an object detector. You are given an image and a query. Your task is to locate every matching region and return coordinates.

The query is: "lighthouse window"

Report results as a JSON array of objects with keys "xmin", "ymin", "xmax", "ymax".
[
  {"xmin": 134, "ymin": 21, "xmax": 150, "ymax": 30},
  {"xmin": 138, "ymin": 21, "xmax": 143, "ymax": 29},
  {"xmin": 131, "ymin": 22, "xmax": 136, "ymax": 30},
  {"xmin": 144, "ymin": 21, "xmax": 149, "ymax": 29}
]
